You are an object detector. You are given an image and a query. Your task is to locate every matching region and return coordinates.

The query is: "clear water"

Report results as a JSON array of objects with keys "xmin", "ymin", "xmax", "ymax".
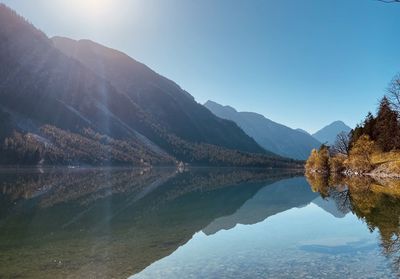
[{"xmin": 0, "ymin": 168, "xmax": 399, "ymax": 278}]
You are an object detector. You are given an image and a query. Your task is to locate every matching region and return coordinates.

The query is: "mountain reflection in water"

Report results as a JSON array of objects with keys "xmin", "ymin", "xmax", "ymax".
[
  {"xmin": 1, "ymin": 168, "xmax": 400, "ymax": 278},
  {"xmin": 0, "ymin": 168, "xmax": 301, "ymax": 278}
]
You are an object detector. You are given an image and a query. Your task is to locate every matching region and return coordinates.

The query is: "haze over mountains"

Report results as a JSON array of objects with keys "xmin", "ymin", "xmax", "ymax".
[
  {"xmin": 0, "ymin": 4, "xmax": 304, "ymax": 167},
  {"xmin": 205, "ymin": 101, "xmax": 352, "ymax": 160},
  {"xmin": 312, "ymin": 121, "xmax": 352, "ymax": 145},
  {"xmin": 205, "ymin": 101, "xmax": 321, "ymax": 160}
]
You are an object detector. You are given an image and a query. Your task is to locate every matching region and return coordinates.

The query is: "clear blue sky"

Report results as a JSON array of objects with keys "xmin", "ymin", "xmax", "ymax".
[{"xmin": 2, "ymin": 0, "xmax": 400, "ymax": 133}]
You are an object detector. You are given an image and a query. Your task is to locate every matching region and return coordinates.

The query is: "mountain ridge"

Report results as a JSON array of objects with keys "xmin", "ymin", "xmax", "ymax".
[
  {"xmin": 0, "ymin": 4, "xmax": 299, "ymax": 167},
  {"xmin": 204, "ymin": 100, "xmax": 321, "ymax": 160},
  {"xmin": 312, "ymin": 120, "xmax": 352, "ymax": 145},
  {"xmin": 51, "ymin": 36, "xmax": 267, "ymax": 154}
]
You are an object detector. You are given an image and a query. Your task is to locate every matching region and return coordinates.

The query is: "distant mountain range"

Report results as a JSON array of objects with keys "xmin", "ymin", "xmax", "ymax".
[
  {"xmin": 205, "ymin": 101, "xmax": 352, "ymax": 160},
  {"xmin": 0, "ymin": 4, "xmax": 299, "ymax": 167},
  {"xmin": 204, "ymin": 101, "xmax": 321, "ymax": 160},
  {"xmin": 312, "ymin": 121, "xmax": 351, "ymax": 145}
]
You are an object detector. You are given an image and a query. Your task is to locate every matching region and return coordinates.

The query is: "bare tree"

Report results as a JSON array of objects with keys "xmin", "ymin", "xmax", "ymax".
[
  {"xmin": 387, "ymin": 74, "xmax": 400, "ymax": 113},
  {"xmin": 329, "ymin": 187, "xmax": 352, "ymax": 215},
  {"xmin": 332, "ymin": 131, "xmax": 350, "ymax": 156}
]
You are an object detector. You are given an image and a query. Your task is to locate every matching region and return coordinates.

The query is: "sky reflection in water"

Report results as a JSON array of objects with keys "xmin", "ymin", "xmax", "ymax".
[{"xmin": 0, "ymin": 168, "xmax": 398, "ymax": 279}]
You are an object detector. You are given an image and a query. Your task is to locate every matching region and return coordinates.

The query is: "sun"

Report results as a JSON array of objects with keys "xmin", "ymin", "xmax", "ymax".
[
  {"xmin": 80, "ymin": 0, "xmax": 112, "ymax": 14},
  {"xmin": 66, "ymin": 0, "xmax": 115, "ymax": 22}
]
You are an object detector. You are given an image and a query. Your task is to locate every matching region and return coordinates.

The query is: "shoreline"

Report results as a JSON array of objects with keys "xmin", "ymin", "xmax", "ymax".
[{"xmin": 307, "ymin": 169, "xmax": 400, "ymax": 180}]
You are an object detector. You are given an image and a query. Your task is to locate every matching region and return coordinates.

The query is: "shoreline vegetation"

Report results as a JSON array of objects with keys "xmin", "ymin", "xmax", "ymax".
[
  {"xmin": 306, "ymin": 74, "xmax": 400, "ymax": 180},
  {"xmin": 306, "ymin": 139, "xmax": 400, "ymax": 179}
]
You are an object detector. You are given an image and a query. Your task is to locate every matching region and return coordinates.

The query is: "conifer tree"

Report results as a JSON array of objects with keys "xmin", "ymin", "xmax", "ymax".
[
  {"xmin": 373, "ymin": 97, "xmax": 400, "ymax": 151},
  {"xmin": 363, "ymin": 112, "xmax": 376, "ymax": 139}
]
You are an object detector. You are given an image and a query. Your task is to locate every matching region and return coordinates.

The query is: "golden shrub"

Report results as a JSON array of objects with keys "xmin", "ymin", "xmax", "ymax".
[
  {"xmin": 329, "ymin": 154, "xmax": 346, "ymax": 173},
  {"xmin": 344, "ymin": 135, "xmax": 375, "ymax": 173}
]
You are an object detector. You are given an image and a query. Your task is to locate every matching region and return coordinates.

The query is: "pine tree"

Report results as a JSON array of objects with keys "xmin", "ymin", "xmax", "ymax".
[
  {"xmin": 363, "ymin": 112, "xmax": 376, "ymax": 140},
  {"xmin": 373, "ymin": 97, "xmax": 400, "ymax": 152}
]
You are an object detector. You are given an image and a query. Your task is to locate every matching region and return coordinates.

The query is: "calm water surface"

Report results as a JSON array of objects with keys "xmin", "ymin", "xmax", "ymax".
[{"xmin": 0, "ymin": 168, "xmax": 399, "ymax": 278}]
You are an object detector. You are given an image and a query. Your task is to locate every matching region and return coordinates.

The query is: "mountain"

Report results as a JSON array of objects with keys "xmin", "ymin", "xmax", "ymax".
[
  {"xmin": 0, "ymin": 4, "xmax": 173, "ymax": 166},
  {"xmin": 312, "ymin": 121, "xmax": 351, "ymax": 145},
  {"xmin": 204, "ymin": 100, "xmax": 321, "ymax": 160},
  {"xmin": 51, "ymin": 36, "xmax": 266, "ymax": 155},
  {"xmin": 0, "ymin": 4, "xmax": 298, "ymax": 167},
  {"xmin": 296, "ymin": 128, "xmax": 310, "ymax": 135}
]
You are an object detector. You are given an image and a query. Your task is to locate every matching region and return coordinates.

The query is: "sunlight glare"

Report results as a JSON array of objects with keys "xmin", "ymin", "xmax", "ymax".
[{"xmin": 67, "ymin": 0, "xmax": 116, "ymax": 22}]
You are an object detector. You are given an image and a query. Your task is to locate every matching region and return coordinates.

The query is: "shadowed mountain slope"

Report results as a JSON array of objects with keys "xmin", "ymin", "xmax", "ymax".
[
  {"xmin": 0, "ymin": 4, "xmax": 299, "ymax": 167},
  {"xmin": 51, "ymin": 36, "xmax": 267, "ymax": 155}
]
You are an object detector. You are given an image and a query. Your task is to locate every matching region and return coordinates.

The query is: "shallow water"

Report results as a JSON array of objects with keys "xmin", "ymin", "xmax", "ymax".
[{"xmin": 0, "ymin": 168, "xmax": 399, "ymax": 278}]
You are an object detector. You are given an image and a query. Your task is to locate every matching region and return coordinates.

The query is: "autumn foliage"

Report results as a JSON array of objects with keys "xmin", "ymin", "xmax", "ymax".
[{"xmin": 306, "ymin": 80, "xmax": 400, "ymax": 176}]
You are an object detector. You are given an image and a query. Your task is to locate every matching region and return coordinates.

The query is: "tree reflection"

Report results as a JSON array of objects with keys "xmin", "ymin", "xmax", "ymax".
[{"xmin": 307, "ymin": 173, "xmax": 400, "ymax": 276}]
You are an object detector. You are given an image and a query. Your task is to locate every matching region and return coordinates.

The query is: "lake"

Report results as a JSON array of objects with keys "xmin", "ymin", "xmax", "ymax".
[{"xmin": 0, "ymin": 168, "xmax": 399, "ymax": 279}]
